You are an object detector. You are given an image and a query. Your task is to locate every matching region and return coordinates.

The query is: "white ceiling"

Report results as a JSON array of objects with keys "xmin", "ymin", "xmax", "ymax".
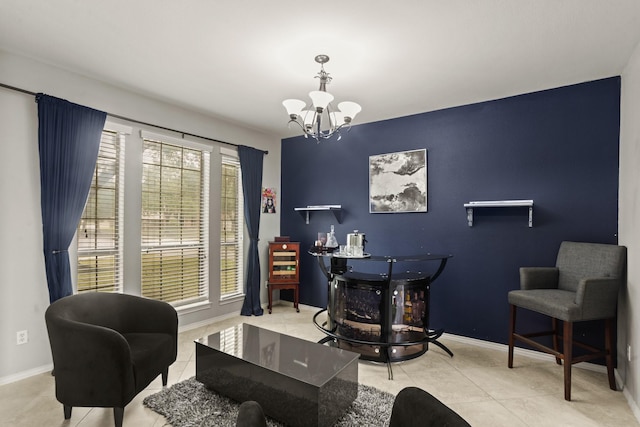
[{"xmin": 2, "ymin": 1, "xmax": 640, "ymax": 139}]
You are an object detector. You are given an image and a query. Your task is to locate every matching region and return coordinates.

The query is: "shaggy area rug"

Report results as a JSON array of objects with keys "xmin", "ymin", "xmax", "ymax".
[{"xmin": 143, "ymin": 377, "xmax": 395, "ymax": 427}]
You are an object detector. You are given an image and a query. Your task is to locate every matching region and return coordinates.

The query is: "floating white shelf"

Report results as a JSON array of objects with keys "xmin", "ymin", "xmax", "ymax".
[
  {"xmin": 294, "ymin": 205, "xmax": 343, "ymax": 224},
  {"xmin": 463, "ymin": 200, "xmax": 534, "ymax": 227}
]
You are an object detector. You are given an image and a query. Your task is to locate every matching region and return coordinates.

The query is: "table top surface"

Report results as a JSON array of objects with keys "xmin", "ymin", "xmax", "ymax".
[
  {"xmin": 311, "ymin": 252, "xmax": 452, "ymax": 262},
  {"xmin": 196, "ymin": 323, "xmax": 360, "ymax": 387}
]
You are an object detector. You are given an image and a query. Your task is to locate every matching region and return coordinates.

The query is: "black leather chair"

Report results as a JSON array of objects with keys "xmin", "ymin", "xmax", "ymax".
[
  {"xmin": 508, "ymin": 241, "xmax": 626, "ymax": 400},
  {"xmin": 45, "ymin": 292, "xmax": 178, "ymax": 427},
  {"xmin": 389, "ymin": 386, "xmax": 471, "ymax": 427}
]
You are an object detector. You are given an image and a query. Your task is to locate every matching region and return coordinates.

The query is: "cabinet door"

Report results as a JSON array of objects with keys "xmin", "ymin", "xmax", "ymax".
[{"xmin": 269, "ymin": 243, "xmax": 299, "ymax": 283}]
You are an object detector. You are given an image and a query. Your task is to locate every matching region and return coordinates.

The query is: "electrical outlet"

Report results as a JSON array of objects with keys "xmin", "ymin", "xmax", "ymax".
[
  {"xmin": 628, "ymin": 344, "xmax": 632, "ymax": 362},
  {"xmin": 16, "ymin": 330, "xmax": 28, "ymax": 345}
]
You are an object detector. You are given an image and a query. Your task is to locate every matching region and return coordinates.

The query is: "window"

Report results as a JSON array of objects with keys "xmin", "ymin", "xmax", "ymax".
[
  {"xmin": 220, "ymin": 153, "xmax": 244, "ymax": 299},
  {"xmin": 77, "ymin": 129, "xmax": 124, "ymax": 293},
  {"xmin": 141, "ymin": 134, "xmax": 210, "ymax": 306}
]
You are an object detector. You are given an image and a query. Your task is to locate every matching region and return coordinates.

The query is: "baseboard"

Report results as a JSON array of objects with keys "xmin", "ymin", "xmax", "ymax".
[
  {"xmin": 178, "ymin": 309, "xmax": 250, "ymax": 333},
  {"xmin": 442, "ymin": 332, "xmax": 609, "ymax": 374},
  {"xmin": 623, "ymin": 382, "xmax": 640, "ymax": 422},
  {"xmin": 0, "ymin": 363, "xmax": 53, "ymax": 387},
  {"xmin": 177, "ymin": 302, "xmax": 274, "ymax": 333}
]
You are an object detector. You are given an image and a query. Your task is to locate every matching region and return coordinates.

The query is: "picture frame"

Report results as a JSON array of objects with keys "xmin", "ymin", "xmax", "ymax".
[
  {"xmin": 262, "ymin": 187, "xmax": 277, "ymax": 214},
  {"xmin": 369, "ymin": 148, "xmax": 427, "ymax": 213}
]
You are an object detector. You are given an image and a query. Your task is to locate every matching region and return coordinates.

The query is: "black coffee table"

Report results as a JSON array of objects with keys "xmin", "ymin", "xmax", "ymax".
[{"xmin": 195, "ymin": 323, "xmax": 360, "ymax": 427}]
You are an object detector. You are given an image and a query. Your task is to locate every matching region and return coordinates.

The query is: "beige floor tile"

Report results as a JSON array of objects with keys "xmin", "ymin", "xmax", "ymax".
[
  {"xmin": 1, "ymin": 308, "xmax": 638, "ymax": 427},
  {"xmin": 570, "ymin": 394, "xmax": 640, "ymax": 427},
  {"xmin": 360, "ymin": 365, "xmax": 413, "ymax": 395},
  {"xmin": 500, "ymin": 395, "xmax": 607, "ymax": 427},
  {"xmin": 178, "ymin": 360, "xmax": 196, "ymax": 382},
  {"xmin": 407, "ymin": 367, "xmax": 492, "ymax": 404},
  {"xmin": 448, "ymin": 399, "xmax": 529, "ymax": 427},
  {"xmin": 461, "ymin": 365, "xmax": 564, "ymax": 400}
]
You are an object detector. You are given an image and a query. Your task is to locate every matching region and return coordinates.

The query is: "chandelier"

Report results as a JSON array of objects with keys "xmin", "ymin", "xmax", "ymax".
[{"xmin": 282, "ymin": 55, "xmax": 362, "ymax": 142}]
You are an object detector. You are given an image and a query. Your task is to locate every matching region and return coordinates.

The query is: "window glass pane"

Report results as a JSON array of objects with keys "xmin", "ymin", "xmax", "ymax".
[
  {"xmin": 78, "ymin": 255, "xmax": 119, "ymax": 292},
  {"xmin": 183, "ymin": 148, "xmax": 201, "ymax": 170},
  {"xmin": 96, "ymin": 158, "xmax": 117, "ymax": 189},
  {"xmin": 162, "ymin": 144, "xmax": 182, "ymax": 168},
  {"xmin": 95, "ymin": 219, "xmax": 116, "ymax": 250},
  {"xmin": 143, "ymin": 140, "xmax": 161, "ymax": 165},
  {"xmin": 96, "ymin": 188, "xmax": 116, "ymax": 220},
  {"xmin": 142, "ymin": 163, "xmax": 161, "ymax": 193}
]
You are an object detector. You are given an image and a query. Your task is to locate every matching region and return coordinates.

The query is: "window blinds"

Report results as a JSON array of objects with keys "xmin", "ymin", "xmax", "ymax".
[
  {"xmin": 141, "ymin": 137, "xmax": 210, "ymax": 305},
  {"xmin": 77, "ymin": 130, "xmax": 124, "ymax": 293}
]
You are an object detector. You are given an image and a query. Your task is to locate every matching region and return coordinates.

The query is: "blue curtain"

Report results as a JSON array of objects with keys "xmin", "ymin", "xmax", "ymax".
[
  {"xmin": 36, "ymin": 94, "xmax": 106, "ymax": 303},
  {"xmin": 239, "ymin": 145, "xmax": 265, "ymax": 316}
]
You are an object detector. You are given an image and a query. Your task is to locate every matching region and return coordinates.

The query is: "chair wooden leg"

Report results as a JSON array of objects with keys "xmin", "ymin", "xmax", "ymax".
[
  {"xmin": 552, "ymin": 317, "xmax": 562, "ymax": 365},
  {"xmin": 114, "ymin": 407, "xmax": 124, "ymax": 427},
  {"xmin": 63, "ymin": 405, "xmax": 72, "ymax": 420},
  {"xmin": 563, "ymin": 321, "xmax": 573, "ymax": 401},
  {"xmin": 605, "ymin": 318, "xmax": 617, "ymax": 391},
  {"xmin": 508, "ymin": 304, "xmax": 516, "ymax": 368}
]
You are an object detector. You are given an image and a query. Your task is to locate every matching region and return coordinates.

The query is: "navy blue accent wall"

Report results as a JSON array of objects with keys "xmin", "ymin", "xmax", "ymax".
[{"xmin": 280, "ymin": 77, "xmax": 620, "ymax": 346}]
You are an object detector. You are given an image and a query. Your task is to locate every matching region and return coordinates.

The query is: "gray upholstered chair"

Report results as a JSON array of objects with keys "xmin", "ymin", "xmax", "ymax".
[
  {"xmin": 508, "ymin": 241, "xmax": 626, "ymax": 401},
  {"xmin": 45, "ymin": 292, "xmax": 178, "ymax": 427},
  {"xmin": 389, "ymin": 386, "xmax": 471, "ymax": 427}
]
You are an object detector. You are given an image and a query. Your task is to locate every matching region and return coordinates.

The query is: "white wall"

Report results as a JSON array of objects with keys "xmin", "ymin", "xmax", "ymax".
[
  {"xmin": 0, "ymin": 50, "xmax": 282, "ymax": 383},
  {"xmin": 619, "ymin": 40, "xmax": 640, "ymax": 414}
]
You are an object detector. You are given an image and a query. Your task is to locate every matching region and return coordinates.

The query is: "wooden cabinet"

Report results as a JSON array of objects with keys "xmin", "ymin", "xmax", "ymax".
[{"xmin": 267, "ymin": 241, "xmax": 300, "ymax": 313}]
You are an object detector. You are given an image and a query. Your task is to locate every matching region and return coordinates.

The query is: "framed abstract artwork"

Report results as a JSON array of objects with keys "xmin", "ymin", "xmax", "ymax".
[{"xmin": 369, "ymin": 148, "xmax": 427, "ymax": 213}]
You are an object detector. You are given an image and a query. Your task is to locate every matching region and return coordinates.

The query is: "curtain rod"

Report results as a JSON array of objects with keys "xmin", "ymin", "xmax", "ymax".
[{"xmin": 0, "ymin": 82, "xmax": 268, "ymax": 155}]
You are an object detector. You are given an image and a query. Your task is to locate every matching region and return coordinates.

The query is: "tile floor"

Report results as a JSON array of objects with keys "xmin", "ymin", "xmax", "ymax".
[{"xmin": 1, "ymin": 304, "xmax": 638, "ymax": 427}]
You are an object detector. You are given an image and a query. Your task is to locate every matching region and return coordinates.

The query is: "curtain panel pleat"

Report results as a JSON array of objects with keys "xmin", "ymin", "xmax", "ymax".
[
  {"xmin": 238, "ymin": 145, "xmax": 265, "ymax": 316},
  {"xmin": 36, "ymin": 94, "xmax": 107, "ymax": 303}
]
